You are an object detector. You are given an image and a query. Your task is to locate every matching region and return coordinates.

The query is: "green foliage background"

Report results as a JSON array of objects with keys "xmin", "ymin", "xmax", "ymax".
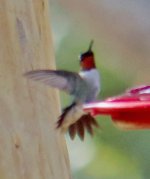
[{"xmin": 50, "ymin": 1, "xmax": 150, "ymax": 178}]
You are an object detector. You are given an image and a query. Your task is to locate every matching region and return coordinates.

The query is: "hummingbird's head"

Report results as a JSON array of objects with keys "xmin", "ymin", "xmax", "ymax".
[{"xmin": 79, "ymin": 40, "xmax": 96, "ymax": 71}]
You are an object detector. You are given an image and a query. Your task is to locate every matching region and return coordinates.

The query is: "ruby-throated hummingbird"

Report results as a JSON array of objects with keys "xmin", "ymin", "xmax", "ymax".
[{"xmin": 25, "ymin": 40, "xmax": 100, "ymax": 140}]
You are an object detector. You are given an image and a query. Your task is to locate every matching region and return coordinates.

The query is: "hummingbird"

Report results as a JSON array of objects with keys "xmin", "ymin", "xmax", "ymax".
[{"xmin": 24, "ymin": 40, "xmax": 100, "ymax": 140}]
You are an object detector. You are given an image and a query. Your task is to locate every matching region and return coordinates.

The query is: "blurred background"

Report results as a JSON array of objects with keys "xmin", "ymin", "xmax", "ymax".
[{"xmin": 49, "ymin": 1, "xmax": 150, "ymax": 179}]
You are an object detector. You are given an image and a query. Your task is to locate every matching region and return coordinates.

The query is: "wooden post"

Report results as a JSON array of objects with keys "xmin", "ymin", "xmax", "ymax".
[{"xmin": 0, "ymin": 0, "xmax": 71, "ymax": 179}]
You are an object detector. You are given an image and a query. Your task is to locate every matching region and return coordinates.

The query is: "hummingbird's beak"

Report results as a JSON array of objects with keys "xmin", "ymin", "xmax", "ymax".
[{"xmin": 88, "ymin": 40, "xmax": 94, "ymax": 52}]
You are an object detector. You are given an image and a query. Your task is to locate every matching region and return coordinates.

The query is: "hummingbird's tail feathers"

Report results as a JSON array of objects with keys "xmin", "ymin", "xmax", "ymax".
[
  {"xmin": 56, "ymin": 102, "xmax": 99, "ymax": 140},
  {"xmin": 68, "ymin": 119, "xmax": 85, "ymax": 140},
  {"xmin": 56, "ymin": 102, "xmax": 76, "ymax": 129},
  {"xmin": 68, "ymin": 123, "xmax": 77, "ymax": 140},
  {"xmin": 76, "ymin": 119, "xmax": 85, "ymax": 140},
  {"xmin": 83, "ymin": 114, "xmax": 99, "ymax": 135},
  {"xmin": 68, "ymin": 113, "xmax": 99, "ymax": 140}
]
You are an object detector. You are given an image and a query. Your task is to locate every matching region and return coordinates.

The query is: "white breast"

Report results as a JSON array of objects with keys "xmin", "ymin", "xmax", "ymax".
[{"xmin": 79, "ymin": 69, "xmax": 100, "ymax": 101}]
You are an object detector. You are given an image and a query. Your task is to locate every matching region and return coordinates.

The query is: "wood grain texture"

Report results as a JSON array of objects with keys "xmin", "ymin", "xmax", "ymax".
[{"xmin": 0, "ymin": 0, "xmax": 71, "ymax": 178}]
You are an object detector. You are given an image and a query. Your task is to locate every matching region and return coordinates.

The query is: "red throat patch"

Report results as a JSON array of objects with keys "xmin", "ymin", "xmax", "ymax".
[{"xmin": 80, "ymin": 56, "xmax": 96, "ymax": 70}]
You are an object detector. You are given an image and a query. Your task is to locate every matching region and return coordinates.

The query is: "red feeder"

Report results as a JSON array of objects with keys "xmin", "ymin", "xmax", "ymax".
[{"xmin": 84, "ymin": 85, "xmax": 150, "ymax": 130}]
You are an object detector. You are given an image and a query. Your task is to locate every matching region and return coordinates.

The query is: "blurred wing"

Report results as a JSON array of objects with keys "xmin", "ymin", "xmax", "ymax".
[{"xmin": 24, "ymin": 70, "xmax": 81, "ymax": 94}]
